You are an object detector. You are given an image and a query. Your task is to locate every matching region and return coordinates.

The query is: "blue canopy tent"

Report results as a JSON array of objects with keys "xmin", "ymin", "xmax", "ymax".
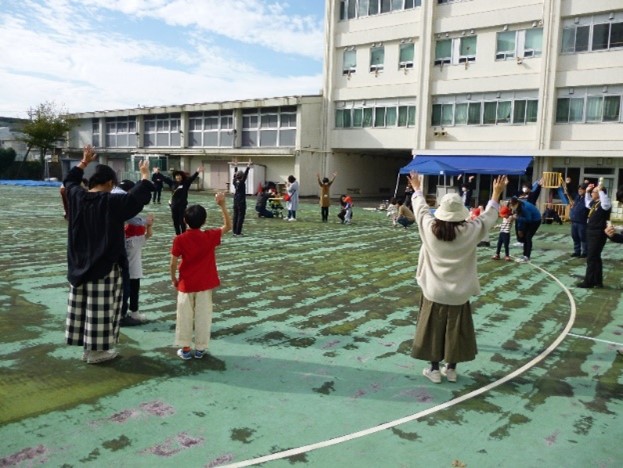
[{"xmin": 395, "ymin": 154, "xmax": 533, "ymax": 197}]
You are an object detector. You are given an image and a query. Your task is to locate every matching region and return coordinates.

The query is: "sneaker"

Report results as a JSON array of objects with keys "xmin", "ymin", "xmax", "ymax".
[
  {"xmin": 129, "ymin": 311, "xmax": 146, "ymax": 321},
  {"xmin": 86, "ymin": 349, "xmax": 118, "ymax": 364},
  {"xmin": 516, "ymin": 256, "xmax": 530, "ymax": 263},
  {"xmin": 194, "ymin": 349, "xmax": 205, "ymax": 359},
  {"xmin": 491, "ymin": 254, "xmax": 500, "ymax": 260},
  {"xmin": 177, "ymin": 348, "xmax": 192, "ymax": 360},
  {"xmin": 422, "ymin": 368, "xmax": 441, "ymax": 384},
  {"xmin": 288, "ymin": 218, "xmax": 297, "ymax": 222},
  {"xmin": 119, "ymin": 315, "xmax": 142, "ymax": 327},
  {"xmin": 441, "ymin": 365, "xmax": 457, "ymax": 383},
  {"xmin": 512, "ymin": 242, "xmax": 523, "ymax": 247},
  {"xmin": 504, "ymin": 256, "xmax": 512, "ymax": 262}
]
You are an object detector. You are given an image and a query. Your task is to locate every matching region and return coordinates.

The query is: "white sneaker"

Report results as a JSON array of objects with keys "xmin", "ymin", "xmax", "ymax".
[
  {"xmin": 288, "ymin": 218, "xmax": 297, "ymax": 222},
  {"xmin": 422, "ymin": 368, "xmax": 441, "ymax": 384},
  {"xmin": 441, "ymin": 365, "xmax": 457, "ymax": 382},
  {"xmin": 129, "ymin": 311, "xmax": 146, "ymax": 321},
  {"xmin": 512, "ymin": 242, "xmax": 523, "ymax": 247},
  {"xmin": 515, "ymin": 255, "xmax": 530, "ymax": 263},
  {"xmin": 86, "ymin": 349, "xmax": 119, "ymax": 364}
]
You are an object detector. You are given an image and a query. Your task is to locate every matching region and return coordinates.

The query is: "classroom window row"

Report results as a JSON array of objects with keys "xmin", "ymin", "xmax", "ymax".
[
  {"xmin": 189, "ymin": 111, "xmax": 234, "ymax": 148},
  {"xmin": 339, "ymin": 0, "xmax": 420, "ymax": 21},
  {"xmin": 561, "ymin": 11, "xmax": 623, "ymax": 54},
  {"xmin": 241, "ymin": 106, "xmax": 297, "ymax": 148},
  {"xmin": 335, "ymin": 100, "xmax": 416, "ymax": 128},
  {"xmin": 431, "ymin": 93, "xmax": 539, "ymax": 126},
  {"xmin": 555, "ymin": 86, "xmax": 623, "ymax": 124}
]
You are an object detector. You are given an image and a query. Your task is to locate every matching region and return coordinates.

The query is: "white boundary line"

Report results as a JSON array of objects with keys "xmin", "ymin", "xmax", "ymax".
[
  {"xmin": 567, "ymin": 333, "xmax": 623, "ymax": 347},
  {"xmin": 225, "ymin": 263, "xmax": 576, "ymax": 468}
]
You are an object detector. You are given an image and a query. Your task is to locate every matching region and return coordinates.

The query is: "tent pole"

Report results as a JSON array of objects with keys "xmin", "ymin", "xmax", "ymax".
[{"xmin": 393, "ymin": 171, "xmax": 401, "ymax": 198}]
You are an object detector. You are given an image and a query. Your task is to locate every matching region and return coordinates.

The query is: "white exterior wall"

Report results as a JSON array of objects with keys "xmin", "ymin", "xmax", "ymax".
[{"xmin": 323, "ymin": 0, "xmax": 623, "ymax": 200}]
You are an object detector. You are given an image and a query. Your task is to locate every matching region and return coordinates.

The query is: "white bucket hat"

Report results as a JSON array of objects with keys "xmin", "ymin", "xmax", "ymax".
[{"xmin": 434, "ymin": 193, "xmax": 470, "ymax": 222}]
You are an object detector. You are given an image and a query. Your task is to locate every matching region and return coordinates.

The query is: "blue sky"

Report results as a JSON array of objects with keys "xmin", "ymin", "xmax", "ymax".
[{"xmin": 0, "ymin": 0, "xmax": 325, "ymax": 118}]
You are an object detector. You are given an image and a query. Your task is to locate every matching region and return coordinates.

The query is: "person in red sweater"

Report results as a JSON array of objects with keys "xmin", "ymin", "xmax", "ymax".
[{"xmin": 169, "ymin": 194, "xmax": 231, "ymax": 360}]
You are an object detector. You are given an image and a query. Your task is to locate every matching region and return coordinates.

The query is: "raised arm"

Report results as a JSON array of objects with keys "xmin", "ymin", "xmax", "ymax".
[{"xmin": 215, "ymin": 192, "xmax": 232, "ymax": 235}]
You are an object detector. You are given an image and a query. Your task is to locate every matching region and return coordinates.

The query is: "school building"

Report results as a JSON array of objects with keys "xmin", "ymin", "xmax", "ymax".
[{"xmin": 64, "ymin": 0, "xmax": 623, "ymax": 208}]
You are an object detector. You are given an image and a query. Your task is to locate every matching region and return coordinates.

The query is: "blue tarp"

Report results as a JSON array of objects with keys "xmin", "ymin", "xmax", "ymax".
[
  {"xmin": 0, "ymin": 180, "xmax": 62, "ymax": 187},
  {"xmin": 398, "ymin": 158, "xmax": 462, "ymax": 176},
  {"xmin": 400, "ymin": 155, "xmax": 533, "ymax": 175}
]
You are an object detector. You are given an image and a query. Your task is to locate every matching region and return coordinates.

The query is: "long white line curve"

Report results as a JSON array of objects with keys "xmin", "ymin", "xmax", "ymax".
[{"xmin": 225, "ymin": 263, "xmax": 576, "ymax": 468}]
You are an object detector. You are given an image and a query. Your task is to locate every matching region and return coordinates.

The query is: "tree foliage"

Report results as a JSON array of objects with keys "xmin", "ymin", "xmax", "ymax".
[
  {"xmin": 0, "ymin": 147, "xmax": 17, "ymax": 177},
  {"xmin": 20, "ymin": 102, "xmax": 75, "ymax": 169}
]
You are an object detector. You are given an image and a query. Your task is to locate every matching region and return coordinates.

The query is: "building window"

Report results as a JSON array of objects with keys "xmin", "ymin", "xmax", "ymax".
[
  {"xmin": 562, "ymin": 13, "xmax": 623, "ymax": 53},
  {"xmin": 339, "ymin": 0, "xmax": 420, "ymax": 21},
  {"xmin": 496, "ymin": 28, "xmax": 543, "ymax": 60},
  {"xmin": 144, "ymin": 114, "xmax": 180, "ymax": 147},
  {"xmin": 335, "ymin": 99, "xmax": 416, "ymax": 128},
  {"xmin": 524, "ymin": 28, "xmax": 543, "ymax": 57},
  {"xmin": 189, "ymin": 111, "xmax": 234, "ymax": 147},
  {"xmin": 432, "ymin": 93, "xmax": 539, "ymax": 126},
  {"xmin": 92, "ymin": 119, "xmax": 100, "ymax": 147},
  {"xmin": 435, "ymin": 35, "xmax": 477, "ymax": 66},
  {"xmin": 496, "ymin": 31, "xmax": 516, "ymax": 60},
  {"xmin": 556, "ymin": 88, "xmax": 622, "ymax": 123},
  {"xmin": 370, "ymin": 44, "xmax": 384, "ymax": 73},
  {"xmin": 343, "ymin": 48, "xmax": 357, "ymax": 76},
  {"xmin": 104, "ymin": 116, "xmax": 136, "ymax": 147},
  {"xmin": 399, "ymin": 42, "xmax": 415, "ymax": 69},
  {"xmin": 242, "ymin": 107, "xmax": 297, "ymax": 147}
]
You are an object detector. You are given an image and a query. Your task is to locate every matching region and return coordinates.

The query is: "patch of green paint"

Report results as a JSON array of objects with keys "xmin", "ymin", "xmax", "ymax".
[
  {"xmin": 343, "ymin": 343, "xmax": 358, "ymax": 350},
  {"xmin": 248, "ymin": 331, "xmax": 288, "ymax": 344},
  {"xmin": 231, "ymin": 427, "xmax": 256, "ymax": 444},
  {"xmin": 501, "ymin": 340, "xmax": 520, "ymax": 351},
  {"xmin": 288, "ymin": 337, "xmax": 316, "ymax": 348},
  {"xmin": 312, "ymin": 381, "xmax": 335, "ymax": 395},
  {"xmin": 285, "ymin": 452, "xmax": 308, "ymax": 464},
  {"xmin": 79, "ymin": 448, "xmax": 100, "ymax": 462},
  {"xmin": 391, "ymin": 427, "xmax": 419, "ymax": 441},
  {"xmin": 573, "ymin": 415, "xmax": 594, "ymax": 435},
  {"xmin": 102, "ymin": 435, "xmax": 131, "ymax": 451}
]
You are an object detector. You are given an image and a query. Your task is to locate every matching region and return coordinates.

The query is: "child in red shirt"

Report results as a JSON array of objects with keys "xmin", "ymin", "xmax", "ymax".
[{"xmin": 169, "ymin": 193, "xmax": 231, "ymax": 360}]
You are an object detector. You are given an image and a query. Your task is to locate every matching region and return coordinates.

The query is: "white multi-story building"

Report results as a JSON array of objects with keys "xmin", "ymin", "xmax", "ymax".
[
  {"xmin": 323, "ymin": 0, "xmax": 623, "ymax": 206},
  {"xmin": 64, "ymin": 0, "xmax": 623, "ymax": 205}
]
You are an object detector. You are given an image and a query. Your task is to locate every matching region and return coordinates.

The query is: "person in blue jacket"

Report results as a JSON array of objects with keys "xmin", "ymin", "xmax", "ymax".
[{"xmin": 509, "ymin": 196, "xmax": 541, "ymax": 262}]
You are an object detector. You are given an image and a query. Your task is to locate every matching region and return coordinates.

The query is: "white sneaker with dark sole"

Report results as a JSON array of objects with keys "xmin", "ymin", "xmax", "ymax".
[{"xmin": 86, "ymin": 349, "xmax": 119, "ymax": 364}]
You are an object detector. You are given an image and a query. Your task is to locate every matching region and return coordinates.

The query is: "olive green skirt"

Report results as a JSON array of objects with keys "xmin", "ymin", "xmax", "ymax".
[{"xmin": 411, "ymin": 295, "xmax": 477, "ymax": 363}]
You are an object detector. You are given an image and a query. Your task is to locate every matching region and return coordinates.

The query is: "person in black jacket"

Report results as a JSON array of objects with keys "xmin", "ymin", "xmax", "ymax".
[
  {"xmin": 169, "ymin": 167, "xmax": 203, "ymax": 235},
  {"xmin": 569, "ymin": 182, "xmax": 589, "ymax": 257},
  {"xmin": 232, "ymin": 161, "xmax": 252, "ymax": 235},
  {"xmin": 64, "ymin": 145, "xmax": 153, "ymax": 364},
  {"xmin": 151, "ymin": 167, "xmax": 170, "ymax": 204},
  {"xmin": 577, "ymin": 183, "xmax": 612, "ymax": 288}
]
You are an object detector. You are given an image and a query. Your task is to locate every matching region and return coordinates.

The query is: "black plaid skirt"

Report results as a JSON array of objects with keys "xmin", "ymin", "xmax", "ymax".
[{"xmin": 66, "ymin": 265, "xmax": 122, "ymax": 350}]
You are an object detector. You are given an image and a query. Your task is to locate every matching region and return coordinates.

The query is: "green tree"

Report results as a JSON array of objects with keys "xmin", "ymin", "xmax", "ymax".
[
  {"xmin": 0, "ymin": 147, "xmax": 17, "ymax": 177},
  {"xmin": 20, "ymin": 102, "xmax": 74, "ymax": 178}
]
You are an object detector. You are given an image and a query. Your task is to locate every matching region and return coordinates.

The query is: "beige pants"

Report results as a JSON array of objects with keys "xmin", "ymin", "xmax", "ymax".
[{"xmin": 175, "ymin": 289, "xmax": 213, "ymax": 350}]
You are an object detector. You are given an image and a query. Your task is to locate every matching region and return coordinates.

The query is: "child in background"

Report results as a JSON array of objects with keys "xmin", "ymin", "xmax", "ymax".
[
  {"xmin": 170, "ymin": 194, "xmax": 231, "ymax": 360},
  {"xmin": 337, "ymin": 194, "xmax": 353, "ymax": 224},
  {"xmin": 115, "ymin": 180, "xmax": 154, "ymax": 326},
  {"xmin": 492, "ymin": 205, "xmax": 513, "ymax": 261}
]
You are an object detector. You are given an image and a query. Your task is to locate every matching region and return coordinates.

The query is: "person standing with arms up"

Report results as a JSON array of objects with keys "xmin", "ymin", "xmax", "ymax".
[
  {"xmin": 170, "ymin": 196, "xmax": 231, "ymax": 360},
  {"xmin": 285, "ymin": 175, "xmax": 299, "ymax": 221},
  {"xmin": 408, "ymin": 171, "xmax": 508, "ymax": 383},
  {"xmin": 232, "ymin": 161, "xmax": 252, "ymax": 235},
  {"xmin": 169, "ymin": 167, "xmax": 203, "ymax": 235},
  {"xmin": 576, "ymin": 182, "xmax": 612, "ymax": 288},
  {"xmin": 317, "ymin": 172, "xmax": 337, "ymax": 222},
  {"xmin": 64, "ymin": 145, "xmax": 153, "ymax": 364}
]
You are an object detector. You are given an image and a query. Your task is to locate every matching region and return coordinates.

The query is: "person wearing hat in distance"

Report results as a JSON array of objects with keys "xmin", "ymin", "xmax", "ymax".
[
  {"xmin": 492, "ymin": 205, "xmax": 513, "ymax": 261},
  {"xmin": 576, "ymin": 181, "xmax": 612, "ymax": 288},
  {"xmin": 407, "ymin": 171, "xmax": 508, "ymax": 384},
  {"xmin": 569, "ymin": 181, "xmax": 589, "ymax": 258},
  {"xmin": 508, "ymin": 195, "xmax": 541, "ymax": 263}
]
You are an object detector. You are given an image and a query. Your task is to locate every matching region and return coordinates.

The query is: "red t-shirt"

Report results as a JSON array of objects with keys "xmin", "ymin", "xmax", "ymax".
[{"xmin": 171, "ymin": 228, "xmax": 222, "ymax": 293}]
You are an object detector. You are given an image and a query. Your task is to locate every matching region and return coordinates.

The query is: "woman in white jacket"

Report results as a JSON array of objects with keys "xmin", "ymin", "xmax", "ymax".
[{"xmin": 408, "ymin": 171, "xmax": 508, "ymax": 384}]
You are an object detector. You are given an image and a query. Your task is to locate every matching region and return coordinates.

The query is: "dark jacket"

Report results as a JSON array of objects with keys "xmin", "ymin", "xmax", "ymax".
[
  {"xmin": 233, "ymin": 166, "xmax": 251, "ymax": 202},
  {"xmin": 570, "ymin": 193, "xmax": 589, "ymax": 224},
  {"xmin": 64, "ymin": 166, "xmax": 152, "ymax": 286},
  {"xmin": 170, "ymin": 172, "xmax": 199, "ymax": 208}
]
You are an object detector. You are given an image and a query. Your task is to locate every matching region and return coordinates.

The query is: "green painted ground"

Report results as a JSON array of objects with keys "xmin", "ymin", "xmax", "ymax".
[{"xmin": 0, "ymin": 185, "xmax": 621, "ymax": 467}]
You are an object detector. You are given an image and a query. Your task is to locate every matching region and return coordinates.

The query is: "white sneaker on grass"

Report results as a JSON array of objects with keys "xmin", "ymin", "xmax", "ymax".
[
  {"xmin": 422, "ymin": 368, "xmax": 441, "ymax": 384},
  {"xmin": 441, "ymin": 364, "xmax": 457, "ymax": 382}
]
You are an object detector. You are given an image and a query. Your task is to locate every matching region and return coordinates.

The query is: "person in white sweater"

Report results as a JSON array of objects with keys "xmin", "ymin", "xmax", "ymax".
[{"xmin": 408, "ymin": 171, "xmax": 508, "ymax": 383}]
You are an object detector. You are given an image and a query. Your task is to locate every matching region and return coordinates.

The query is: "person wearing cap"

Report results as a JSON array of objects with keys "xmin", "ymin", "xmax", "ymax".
[
  {"xmin": 577, "ymin": 182, "xmax": 612, "ymax": 288},
  {"xmin": 492, "ymin": 205, "xmax": 513, "ymax": 261},
  {"xmin": 407, "ymin": 171, "xmax": 508, "ymax": 384},
  {"xmin": 508, "ymin": 195, "xmax": 541, "ymax": 262},
  {"xmin": 569, "ymin": 181, "xmax": 589, "ymax": 258}
]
